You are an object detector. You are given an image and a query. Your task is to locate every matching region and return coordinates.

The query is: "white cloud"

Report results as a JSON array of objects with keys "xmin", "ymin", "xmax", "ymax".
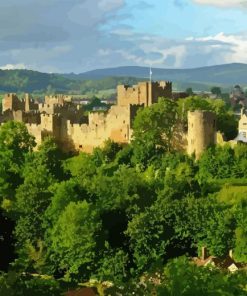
[
  {"xmin": 193, "ymin": 0, "xmax": 247, "ymax": 8},
  {"xmin": 98, "ymin": 49, "xmax": 111, "ymax": 56},
  {"xmin": 0, "ymin": 63, "xmax": 26, "ymax": 70},
  {"xmin": 189, "ymin": 32, "xmax": 247, "ymax": 64},
  {"xmin": 98, "ymin": 0, "xmax": 124, "ymax": 11},
  {"xmin": 138, "ymin": 41, "xmax": 187, "ymax": 68},
  {"xmin": 98, "ymin": 36, "xmax": 188, "ymax": 69}
]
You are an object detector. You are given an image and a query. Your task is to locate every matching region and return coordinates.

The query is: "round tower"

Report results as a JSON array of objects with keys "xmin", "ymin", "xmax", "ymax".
[{"xmin": 187, "ymin": 110, "xmax": 216, "ymax": 159}]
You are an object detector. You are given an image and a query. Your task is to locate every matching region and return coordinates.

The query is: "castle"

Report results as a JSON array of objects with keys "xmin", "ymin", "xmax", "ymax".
[{"xmin": 0, "ymin": 81, "xmax": 217, "ymax": 158}]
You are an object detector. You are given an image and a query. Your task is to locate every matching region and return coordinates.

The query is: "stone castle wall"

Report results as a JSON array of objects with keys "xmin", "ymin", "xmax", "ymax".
[
  {"xmin": 45, "ymin": 95, "xmax": 72, "ymax": 105},
  {"xmin": 25, "ymin": 93, "xmax": 39, "ymax": 112},
  {"xmin": 3, "ymin": 93, "xmax": 39, "ymax": 113},
  {"xmin": 23, "ymin": 104, "xmax": 141, "ymax": 153},
  {"xmin": 3, "ymin": 94, "xmax": 25, "ymax": 112},
  {"xmin": 26, "ymin": 123, "xmax": 43, "ymax": 147},
  {"xmin": 187, "ymin": 110, "xmax": 216, "ymax": 159},
  {"xmin": 13, "ymin": 110, "xmax": 41, "ymax": 124},
  {"xmin": 65, "ymin": 105, "xmax": 139, "ymax": 152},
  {"xmin": 1, "ymin": 84, "xmax": 219, "ymax": 157},
  {"xmin": 117, "ymin": 81, "xmax": 172, "ymax": 107}
]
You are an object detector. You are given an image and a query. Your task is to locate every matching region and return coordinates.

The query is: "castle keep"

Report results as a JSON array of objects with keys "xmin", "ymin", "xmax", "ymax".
[
  {"xmin": 0, "ymin": 81, "xmax": 218, "ymax": 156},
  {"xmin": 117, "ymin": 81, "xmax": 172, "ymax": 107}
]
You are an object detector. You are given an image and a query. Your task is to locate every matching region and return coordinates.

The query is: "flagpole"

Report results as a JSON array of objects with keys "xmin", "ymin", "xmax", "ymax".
[{"xmin": 149, "ymin": 66, "xmax": 152, "ymax": 84}]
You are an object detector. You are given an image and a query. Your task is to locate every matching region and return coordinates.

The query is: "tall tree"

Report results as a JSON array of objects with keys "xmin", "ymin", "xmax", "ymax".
[
  {"xmin": 132, "ymin": 98, "xmax": 178, "ymax": 167},
  {"xmin": 211, "ymin": 86, "xmax": 222, "ymax": 97},
  {"xmin": 48, "ymin": 201, "xmax": 101, "ymax": 279},
  {"xmin": 0, "ymin": 121, "xmax": 35, "ymax": 203}
]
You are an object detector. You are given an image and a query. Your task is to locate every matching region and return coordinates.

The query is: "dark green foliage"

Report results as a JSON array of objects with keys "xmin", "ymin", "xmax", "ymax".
[
  {"xmin": 157, "ymin": 256, "xmax": 247, "ymax": 296},
  {"xmin": 132, "ymin": 98, "xmax": 178, "ymax": 168},
  {"xmin": 197, "ymin": 144, "xmax": 247, "ymax": 181},
  {"xmin": 177, "ymin": 96, "xmax": 238, "ymax": 140},
  {"xmin": 0, "ymin": 272, "xmax": 62, "ymax": 296},
  {"xmin": 95, "ymin": 247, "xmax": 129, "ymax": 283},
  {"xmin": 84, "ymin": 97, "xmax": 109, "ymax": 112},
  {"xmin": 186, "ymin": 87, "xmax": 193, "ymax": 95},
  {"xmin": 48, "ymin": 201, "xmax": 101, "ymax": 279},
  {"xmin": 0, "ymin": 69, "xmax": 142, "ymax": 96},
  {"xmin": 197, "ymin": 145, "xmax": 235, "ymax": 180},
  {"xmin": 0, "ymin": 121, "xmax": 35, "ymax": 202},
  {"xmin": 1, "ymin": 101, "xmax": 247, "ymax": 293},
  {"xmin": 0, "ymin": 69, "xmax": 73, "ymax": 93},
  {"xmin": 12, "ymin": 138, "xmax": 65, "ymax": 273},
  {"xmin": 211, "ymin": 86, "xmax": 222, "ymax": 96}
]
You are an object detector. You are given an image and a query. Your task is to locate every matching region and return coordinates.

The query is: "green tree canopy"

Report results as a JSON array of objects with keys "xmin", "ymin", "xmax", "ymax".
[
  {"xmin": 157, "ymin": 256, "xmax": 247, "ymax": 296},
  {"xmin": 132, "ymin": 98, "xmax": 178, "ymax": 167},
  {"xmin": 49, "ymin": 201, "xmax": 101, "ymax": 278},
  {"xmin": 186, "ymin": 87, "xmax": 193, "ymax": 96},
  {"xmin": 211, "ymin": 86, "xmax": 222, "ymax": 97},
  {"xmin": 0, "ymin": 121, "xmax": 35, "ymax": 202}
]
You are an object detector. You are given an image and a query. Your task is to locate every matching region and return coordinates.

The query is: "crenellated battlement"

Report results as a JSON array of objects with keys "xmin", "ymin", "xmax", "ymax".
[
  {"xmin": 45, "ymin": 94, "xmax": 72, "ymax": 105},
  {"xmin": 117, "ymin": 81, "xmax": 172, "ymax": 107},
  {"xmin": 0, "ymin": 81, "xmax": 196, "ymax": 154}
]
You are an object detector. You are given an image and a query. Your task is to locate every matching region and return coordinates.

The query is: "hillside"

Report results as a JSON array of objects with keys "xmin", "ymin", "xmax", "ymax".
[
  {"xmin": 0, "ymin": 70, "xmax": 142, "ymax": 95},
  {"xmin": 0, "ymin": 63, "xmax": 247, "ymax": 94},
  {"xmin": 72, "ymin": 63, "xmax": 247, "ymax": 86}
]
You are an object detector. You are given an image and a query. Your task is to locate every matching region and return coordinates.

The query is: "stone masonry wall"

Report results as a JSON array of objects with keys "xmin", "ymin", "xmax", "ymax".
[
  {"xmin": 2, "ymin": 94, "xmax": 25, "ymax": 112},
  {"xmin": 117, "ymin": 81, "xmax": 172, "ymax": 107},
  {"xmin": 66, "ymin": 105, "xmax": 133, "ymax": 153},
  {"xmin": 187, "ymin": 110, "xmax": 216, "ymax": 159}
]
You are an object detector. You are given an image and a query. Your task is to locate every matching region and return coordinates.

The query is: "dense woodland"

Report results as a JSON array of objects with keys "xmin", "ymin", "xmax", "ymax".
[
  {"xmin": 0, "ymin": 70, "xmax": 142, "ymax": 97},
  {"xmin": 1, "ymin": 96, "xmax": 247, "ymax": 295}
]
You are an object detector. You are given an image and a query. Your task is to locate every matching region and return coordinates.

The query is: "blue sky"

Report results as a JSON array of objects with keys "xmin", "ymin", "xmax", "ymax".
[
  {"xmin": 109, "ymin": 0, "xmax": 247, "ymax": 38},
  {"xmin": 0, "ymin": 0, "xmax": 247, "ymax": 73}
]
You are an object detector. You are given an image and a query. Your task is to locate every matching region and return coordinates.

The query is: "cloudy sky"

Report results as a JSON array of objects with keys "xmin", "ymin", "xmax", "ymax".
[{"xmin": 0, "ymin": 0, "xmax": 247, "ymax": 73}]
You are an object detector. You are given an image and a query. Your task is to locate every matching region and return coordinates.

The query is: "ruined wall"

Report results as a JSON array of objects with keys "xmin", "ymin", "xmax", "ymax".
[
  {"xmin": 24, "ymin": 94, "xmax": 39, "ymax": 112},
  {"xmin": 66, "ymin": 105, "xmax": 132, "ymax": 153},
  {"xmin": 2, "ymin": 94, "xmax": 24, "ymax": 112},
  {"xmin": 39, "ymin": 103, "xmax": 56, "ymax": 114},
  {"xmin": 26, "ymin": 114, "xmax": 62, "ymax": 149},
  {"xmin": 0, "ymin": 82, "xmax": 186, "ymax": 154},
  {"xmin": 45, "ymin": 94, "xmax": 72, "ymax": 105},
  {"xmin": 117, "ymin": 81, "xmax": 172, "ymax": 107},
  {"xmin": 129, "ymin": 104, "xmax": 144, "ymax": 128},
  {"xmin": 26, "ymin": 123, "xmax": 42, "ymax": 147},
  {"xmin": 40, "ymin": 114, "xmax": 62, "ymax": 139},
  {"xmin": 151, "ymin": 81, "xmax": 172, "ymax": 104},
  {"xmin": 117, "ymin": 84, "xmax": 142, "ymax": 106},
  {"xmin": 0, "ymin": 110, "xmax": 14, "ymax": 123},
  {"xmin": 106, "ymin": 105, "xmax": 132, "ymax": 143},
  {"xmin": 3, "ymin": 93, "xmax": 39, "ymax": 113},
  {"xmin": 39, "ymin": 102, "xmax": 85, "ymax": 124},
  {"xmin": 187, "ymin": 110, "xmax": 216, "ymax": 159},
  {"xmin": 12, "ymin": 110, "xmax": 41, "ymax": 124}
]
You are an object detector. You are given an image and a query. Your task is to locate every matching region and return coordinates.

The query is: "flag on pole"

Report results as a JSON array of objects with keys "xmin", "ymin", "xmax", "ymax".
[{"xmin": 149, "ymin": 66, "xmax": 152, "ymax": 82}]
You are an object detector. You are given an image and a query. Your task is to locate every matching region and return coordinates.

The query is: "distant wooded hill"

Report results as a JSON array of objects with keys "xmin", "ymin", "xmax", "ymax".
[
  {"xmin": 0, "ymin": 70, "xmax": 141, "ymax": 96},
  {"xmin": 1, "ymin": 63, "xmax": 247, "ymax": 94}
]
